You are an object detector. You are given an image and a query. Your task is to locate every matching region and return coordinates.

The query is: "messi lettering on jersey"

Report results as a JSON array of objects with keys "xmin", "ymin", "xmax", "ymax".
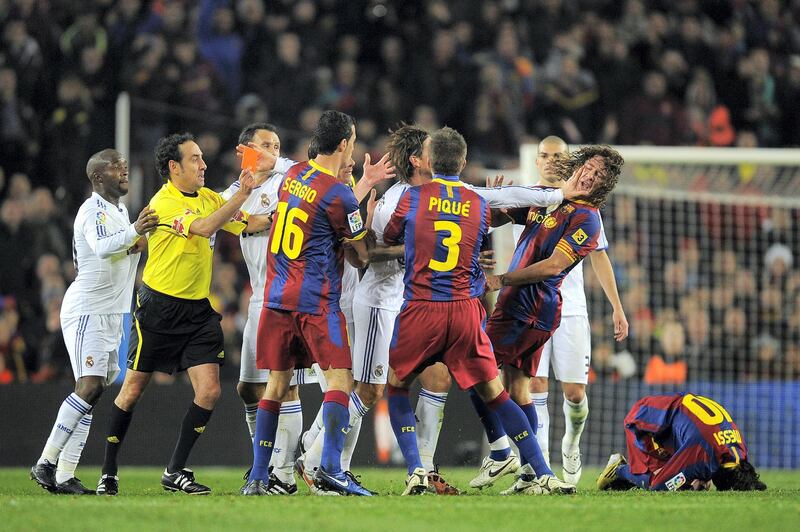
[
  {"xmin": 383, "ymin": 175, "xmax": 491, "ymax": 301},
  {"xmin": 496, "ymin": 201, "xmax": 601, "ymax": 330},
  {"xmin": 264, "ymin": 160, "xmax": 365, "ymax": 314},
  {"xmin": 625, "ymin": 393, "xmax": 748, "ymax": 481}
]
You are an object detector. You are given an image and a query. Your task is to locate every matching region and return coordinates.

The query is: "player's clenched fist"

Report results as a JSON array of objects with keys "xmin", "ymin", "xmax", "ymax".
[
  {"xmin": 484, "ymin": 274, "xmax": 504, "ymax": 292},
  {"xmin": 134, "ymin": 207, "xmax": 159, "ymax": 235}
]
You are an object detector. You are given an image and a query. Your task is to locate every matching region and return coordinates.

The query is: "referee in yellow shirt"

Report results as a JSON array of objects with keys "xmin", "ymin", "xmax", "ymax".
[{"xmin": 97, "ymin": 133, "xmax": 269, "ymax": 495}]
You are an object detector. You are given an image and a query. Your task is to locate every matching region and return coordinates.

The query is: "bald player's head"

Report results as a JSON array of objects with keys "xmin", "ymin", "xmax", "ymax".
[
  {"xmin": 86, "ymin": 149, "xmax": 122, "ymax": 182},
  {"xmin": 536, "ymin": 135, "xmax": 568, "ymax": 185},
  {"xmin": 86, "ymin": 149, "xmax": 129, "ymax": 200}
]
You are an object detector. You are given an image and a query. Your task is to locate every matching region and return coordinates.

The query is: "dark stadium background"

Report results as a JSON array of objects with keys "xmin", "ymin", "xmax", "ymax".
[{"xmin": 1, "ymin": 0, "xmax": 798, "ymax": 468}]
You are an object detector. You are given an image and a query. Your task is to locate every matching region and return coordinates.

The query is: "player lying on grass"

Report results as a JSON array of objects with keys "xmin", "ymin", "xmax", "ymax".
[
  {"xmin": 383, "ymin": 127, "xmax": 575, "ymax": 495},
  {"xmin": 597, "ymin": 393, "xmax": 767, "ymax": 491}
]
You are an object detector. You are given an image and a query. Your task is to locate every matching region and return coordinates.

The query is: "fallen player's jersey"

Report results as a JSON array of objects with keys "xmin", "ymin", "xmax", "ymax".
[{"xmin": 625, "ymin": 393, "xmax": 749, "ymax": 489}]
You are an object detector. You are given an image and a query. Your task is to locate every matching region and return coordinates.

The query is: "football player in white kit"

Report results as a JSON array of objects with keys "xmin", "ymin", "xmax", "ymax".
[
  {"xmin": 30, "ymin": 149, "xmax": 158, "ymax": 494},
  {"xmin": 469, "ymin": 136, "xmax": 628, "ymax": 489}
]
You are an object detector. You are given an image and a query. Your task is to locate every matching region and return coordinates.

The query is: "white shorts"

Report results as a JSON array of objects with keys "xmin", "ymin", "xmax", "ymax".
[
  {"xmin": 352, "ymin": 301, "xmax": 398, "ymax": 385},
  {"xmin": 61, "ymin": 314, "xmax": 123, "ymax": 385},
  {"xmin": 239, "ymin": 300, "xmax": 318, "ymax": 386},
  {"xmin": 535, "ymin": 315, "xmax": 591, "ymax": 384}
]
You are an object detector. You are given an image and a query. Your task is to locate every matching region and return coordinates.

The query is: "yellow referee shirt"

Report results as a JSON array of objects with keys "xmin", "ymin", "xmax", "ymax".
[{"xmin": 143, "ymin": 180, "xmax": 248, "ymax": 300}]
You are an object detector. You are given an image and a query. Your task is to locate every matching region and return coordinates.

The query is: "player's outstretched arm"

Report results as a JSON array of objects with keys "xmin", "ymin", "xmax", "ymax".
[
  {"xmin": 589, "ymin": 250, "xmax": 628, "ymax": 341},
  {"xmin": 243, "ymin": 214, "xmax": 272, "ymax": 234},
  {"xmin": 471, "ymin": 183, "xmax": 564, "ymax": 209},
  {"xmin": 345, "ymin": 238, "xmax": 370, "ymax": 268},
  {"xmin": 352, "ymin": 152, "xmax": 396, "ymax": 202},
  {"xmin": 493, "ymin": 250, "xmax": 574, "ymax": 288},
  {"xmin": 189, "ymin": 169, "xmax": 255, "ymax": 238},
  {"xmin": 368, "ymin": 244, "xmax": 404, "ymax": 263},
  {"xmin": 86, "ymin": 206, "xmax": 158, "ymax": 259}
]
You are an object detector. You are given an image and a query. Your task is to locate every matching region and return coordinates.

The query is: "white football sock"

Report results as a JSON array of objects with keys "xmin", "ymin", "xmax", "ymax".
[
  {"xmin": 416, "ymin": 388, "xmax": 447, "ymax": 472},
  {"xmin": 562, "ymin": 395, "xmax": 588, "ymax": 451},
  {"xmin": 39, "ymin": 393, "xmax": 92, "ymax": 465},
  {"xmin": 341, "ymin": 391, "xmax": 369, "ymax": 472},
  {"xmin": 56, "ymin": 413, "xmax": 92, "ymax": 484},
  {"xmin": 490, "ymin": 435, "xmax": 511, "ymax": 452},
  {"xmin": 302, "ymin": 406, "xmax": 324, "ymax": 454},
  {"xmin": 270, "ymin": 400, "xmax": 302, "ymax": 484},
  {"xmin": 531, "ymin": 392, "xmax": 550, "ymax": 465},
  {"xmin": 244, "ymin": 402, "xmax": 258, "ymax": 441}
]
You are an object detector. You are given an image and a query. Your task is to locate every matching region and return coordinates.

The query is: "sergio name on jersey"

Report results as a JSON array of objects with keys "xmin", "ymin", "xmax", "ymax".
[
  {"xmin": 61, "ymin": 193, "xmax": 141, "ymax": 318},
  {"xmin": 264, "ymin": 160, "xmax": 366, "ymax": 315}
]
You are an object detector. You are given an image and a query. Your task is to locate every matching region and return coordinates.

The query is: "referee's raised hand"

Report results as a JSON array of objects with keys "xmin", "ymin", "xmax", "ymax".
[
  {"xmin": 134, "ymin": 207, "xmax": 159, "ymax": 235},
  {"xmin": 237, "ymin": 169, "xmax": 257, "ymax": 195}
]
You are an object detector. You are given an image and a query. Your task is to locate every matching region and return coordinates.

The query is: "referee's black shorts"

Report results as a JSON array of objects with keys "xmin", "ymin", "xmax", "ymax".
[{"xmin": 127, "ymin": 284, "xmax": 224, "ymax": 374}]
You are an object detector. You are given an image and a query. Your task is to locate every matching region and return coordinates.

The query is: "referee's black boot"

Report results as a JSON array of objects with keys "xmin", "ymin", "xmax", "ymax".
[
  {"xmin": 55, "ymin": 477, "xmax": 96, "ymax": 495},
  {"xmin": 30, "ymin": 461, "xmax": 57, "ymax": 492},
  {"xmin": 161, "ymin": 468, "xmax": 211, "ymax": 495},
  {"xmin": 97, "ymin": 474, "xmax": 119, "ymax": 495}
]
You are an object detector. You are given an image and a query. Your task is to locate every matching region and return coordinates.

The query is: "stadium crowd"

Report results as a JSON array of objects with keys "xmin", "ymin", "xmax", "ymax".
[{"xmin": 1, "ymin": 0, "xmax": 800, "ymax": 384}]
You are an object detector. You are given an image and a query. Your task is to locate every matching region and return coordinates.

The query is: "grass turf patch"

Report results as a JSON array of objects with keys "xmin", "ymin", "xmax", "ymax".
[{"xmin": 1, "ymin": 467, "xmax": 798, "ymax": 531}]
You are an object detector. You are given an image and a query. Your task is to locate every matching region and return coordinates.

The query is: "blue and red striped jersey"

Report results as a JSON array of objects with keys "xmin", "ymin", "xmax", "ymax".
[
  {"xmin": 264, "ymin": 160, "xmax": 366, "ymax": 314},
  {"xmin": 495, "ymin": 199, "xmax": 600, "ymax": 330},
  {"xmin": 383, "ymin": 175, "xmax": 491, "ymax": 301},
  {"xmin": 625, "ymin": 393, "xmax": 749, "ymax": 485}
]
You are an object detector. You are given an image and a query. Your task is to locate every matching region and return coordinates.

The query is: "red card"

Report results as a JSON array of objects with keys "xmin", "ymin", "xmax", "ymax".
[{"xmin": 241, "ymin": 146, "xmax": 260, "ymax": 172}]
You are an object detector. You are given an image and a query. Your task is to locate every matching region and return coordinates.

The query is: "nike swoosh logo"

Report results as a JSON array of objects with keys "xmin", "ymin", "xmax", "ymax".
[
  {"xmin": 328, "ymin": 476, "xmax": 350, "ymax": 488},
  {"xmin": 488, "ymin": 461, "xmax": 515, "ymax": 478}
]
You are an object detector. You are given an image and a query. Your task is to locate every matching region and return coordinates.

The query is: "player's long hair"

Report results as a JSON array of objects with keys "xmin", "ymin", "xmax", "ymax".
[
  {"xmin": 711, "ymin": 460, "xmax": 767, "ymax": 491},
  {"xmin": 386, "ymin": 123, "xmax": 429, "ymax": 183},
  {"xmin": 550, "ymin": 145, "xmax": 624, "ymax": 208}
]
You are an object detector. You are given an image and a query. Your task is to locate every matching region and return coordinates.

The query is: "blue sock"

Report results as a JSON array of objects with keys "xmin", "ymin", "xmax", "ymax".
[
  {"xmin": 469, "ymin": 388, "xmax": 510, "ymax": 460},
  {"xmin": 519, "ymin": 402, "xmax": 538, "ymax": 434},
  {"xmin": 617, "ymin": 464, "xmax": 650, "ymax": 489},
  {"xmin": 487, "ymin": 391, "xmax": 553, "ymax": 477},
  {"xmin": 251, "ymin": 400, "xmax": 280, "ymax": 482},
  {"xmin": 320, "ymin": 391, "xmax": 350, "ymax": 475},
  {"xmin": 387, "ymin": 385, "xmax": 423, "ymax": 474}
]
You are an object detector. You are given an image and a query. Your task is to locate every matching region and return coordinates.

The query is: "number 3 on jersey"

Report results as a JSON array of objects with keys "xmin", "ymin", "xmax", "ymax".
[
  {"xmin": 429, "ymin": 220, "xmax": 462, "ymax": 272},
  {"xmin": 270, "ymin": 202, "xmax": 307, "ymax": 259}
]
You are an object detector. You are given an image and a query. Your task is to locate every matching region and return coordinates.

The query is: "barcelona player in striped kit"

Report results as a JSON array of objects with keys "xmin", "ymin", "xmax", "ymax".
[
  {"xmin": 598, "ymin": 393, "xmax": 766, "ymax": 492},
  {"xmin": 477, "ymin": 146, "xmax": 624, "ymax": 494},
  {"xmin": 242, "ymin": 111, "xmax": 373, "ymax": 496},
  {"xmin": 383, "ymin": 127, "xmax": 574, "ymax": 495}
]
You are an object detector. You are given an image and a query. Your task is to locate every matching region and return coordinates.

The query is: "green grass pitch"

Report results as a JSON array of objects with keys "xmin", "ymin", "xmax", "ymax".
[{"xmin": 1, "ymin": 467, "xmax": 798, "ymax": 531}]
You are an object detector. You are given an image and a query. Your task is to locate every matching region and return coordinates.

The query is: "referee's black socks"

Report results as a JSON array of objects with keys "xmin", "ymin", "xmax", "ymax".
[
  {"xmin": 167, "ymin": 402, "xmax": 213, "ymax": 474},
  {"xmin": 102, "ymin": 404, "xmax": 134, "ymax": 476}
]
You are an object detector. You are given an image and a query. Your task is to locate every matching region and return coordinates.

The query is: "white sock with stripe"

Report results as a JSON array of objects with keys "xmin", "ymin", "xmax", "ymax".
[
  {"xmin": 562, "ymin": 395, "xmax": 588, "ymax": 451},
  {"xmin": 341, "ymin": 391, "xmax": 369, "ymax": 472},
  {"xmin": 244, "ymin": 402, "xmax": 258, "ymax": 441},
  {"xmin": 531, "ymin": 392, "xmax": 550, "ymax": 465},
  {"xmin": 302, "ymin": 406, "xmax": 324, "ymax": 455},
  {"xmin": 416, "ymin": 388, "xmax": 448, "ymax": 472},
  {"xmin": 56, "ymin": 414, "xmax": 92, "ymax": 484},
  {"xmin": 270, "ymin": 401, "xmax": 302, "ymax": 484},
  {"xmin": 38, "ymin": 393, "xmax": 92, "ymax": 465}
]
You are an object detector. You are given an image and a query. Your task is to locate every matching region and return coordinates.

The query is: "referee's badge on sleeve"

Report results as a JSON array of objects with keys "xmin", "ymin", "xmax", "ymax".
[{"xmin": 348, "ymin": 210, "xmax": 363, "ymax": 233}]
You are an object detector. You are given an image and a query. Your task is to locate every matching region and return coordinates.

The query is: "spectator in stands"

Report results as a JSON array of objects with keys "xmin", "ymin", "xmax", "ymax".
[
  {"xmin": 197, "ymin": 0, "xmax": 243, "ymax": 103},
  {"xmin": 620, "ymin": 71, "xmax": 688, "ymax": 145},
  {"xmin": 0, "ymin": 67, "xmax": 39, "ymax": 175},
  {"xmin": 0, "ymin": 299, "xmax": 27, "ymax": 384},
  {"xmin": 644, "ymin": 320, "xmax": 688, "ymax": 384}
]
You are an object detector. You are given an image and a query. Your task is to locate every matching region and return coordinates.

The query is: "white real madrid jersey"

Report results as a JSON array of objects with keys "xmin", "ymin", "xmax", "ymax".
[
  {"xmin": 354, "ymin": 181, "xmax": 410, "ymax": 312},
  {"xmin": 221, "ymin": 157, "xmax": 294, "ymax": 302},
  {"xmin": 60, "ymin": 193, "xmax": 141, "ymax": 318}
]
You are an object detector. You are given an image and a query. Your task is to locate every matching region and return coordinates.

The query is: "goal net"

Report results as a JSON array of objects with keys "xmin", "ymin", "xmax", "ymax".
[{"xmin": 504, "ymin": 145, "xmax": 800, "ymax": 469}]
